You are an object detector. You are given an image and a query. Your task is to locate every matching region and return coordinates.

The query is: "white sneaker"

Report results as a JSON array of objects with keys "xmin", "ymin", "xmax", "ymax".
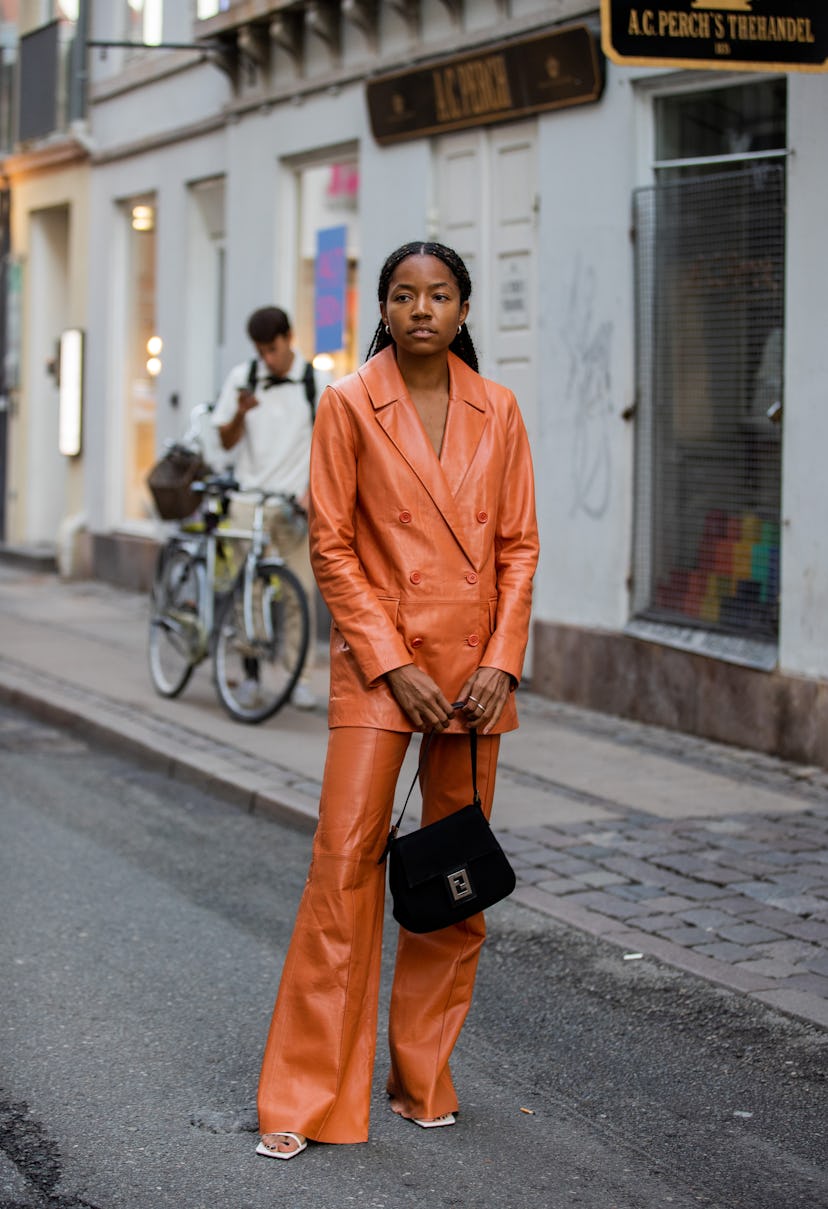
[
  {"xmin": 235, "ymin": 677, "xmax": 263, "ymax": 709},
  {"xmin": 291, "ymin": 681, "xmax": 317, "ymax": 710}
]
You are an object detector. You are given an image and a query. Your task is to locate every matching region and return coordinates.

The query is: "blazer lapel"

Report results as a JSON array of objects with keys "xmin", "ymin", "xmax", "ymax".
[
  {"xmin": 440, "ymin": 355, "xmax": 489, "ymax": 499},
  {"xmin": 358, "ymin": 349, "xmax": 487, "ymax": 565}
]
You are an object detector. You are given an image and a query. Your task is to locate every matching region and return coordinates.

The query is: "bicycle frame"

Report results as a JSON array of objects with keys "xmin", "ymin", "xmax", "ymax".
[
  {"xmin": 150, "ymin": 473, "xmax": 305, "ymax": 700},
  {"xmin": 239, "ymin": 495, "xmax": 287, "ymax": 652}
]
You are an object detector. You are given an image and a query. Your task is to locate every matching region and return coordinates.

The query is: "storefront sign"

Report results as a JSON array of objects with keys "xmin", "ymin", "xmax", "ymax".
[
  {"xmin": 314, "ymin": 226, "xmax": 347, "ymax": 354},
  {"xmin": 601, "ymin": 1, "xmax": 828, "ymax": 72},
  {"xmin": 367, "ymin": 25, "xmax": 604, "ymax": 146}
]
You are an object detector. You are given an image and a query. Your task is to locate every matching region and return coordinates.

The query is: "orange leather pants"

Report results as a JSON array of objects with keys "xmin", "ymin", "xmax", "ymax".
[{"xmin": 257, "ymin": 726, "xmax": 501, "ymax": 1144}]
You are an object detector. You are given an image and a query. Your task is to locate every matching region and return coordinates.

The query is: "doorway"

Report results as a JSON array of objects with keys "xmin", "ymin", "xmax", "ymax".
[{"xmin": 434, "ymin": 121, "xmax": 539, "ymax": 446}]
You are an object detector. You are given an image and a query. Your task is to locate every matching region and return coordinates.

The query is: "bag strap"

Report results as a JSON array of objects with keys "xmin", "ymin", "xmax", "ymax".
[{"xmin": 377, "ymin": 725, "xmax": 478, "ymax": 865}]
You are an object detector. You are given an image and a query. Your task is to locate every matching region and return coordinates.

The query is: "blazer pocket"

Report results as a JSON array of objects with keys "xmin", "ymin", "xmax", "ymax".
[
  {"xmin": 376, "ymin": 595, "xmax": 400, "ymax": 628},
  {"xmin": 487, "ymin": 596, "xmax": 499, "ymax": 634}
]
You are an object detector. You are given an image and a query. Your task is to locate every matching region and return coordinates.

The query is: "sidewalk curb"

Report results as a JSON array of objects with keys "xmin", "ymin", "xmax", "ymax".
[
  {"xmin": 512, "ymin": 886, "xmax": 828, "ymax": 1032},
  {"xmin": 0, "ymin": 665, "xmax": 318, "ymax": 834}
]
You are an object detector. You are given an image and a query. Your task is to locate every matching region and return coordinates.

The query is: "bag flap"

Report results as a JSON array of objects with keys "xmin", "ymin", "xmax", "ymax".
[{"xmin": 393, "ymin": 805, "xmax": 500, "ymax": 888}]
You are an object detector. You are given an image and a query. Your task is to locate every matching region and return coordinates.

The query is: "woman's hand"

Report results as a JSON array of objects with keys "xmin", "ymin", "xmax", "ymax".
[
  {"xmin": 456, "ymin": 666, "xmax": 512, "ymax": 735},
  {"xmin": 385, "ymin": 664, "xmax": 455, "ymax": 732}
]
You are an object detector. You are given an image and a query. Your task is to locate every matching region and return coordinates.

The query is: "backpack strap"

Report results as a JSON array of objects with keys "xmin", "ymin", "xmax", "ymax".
[
  {"xmin": 302, "ymin": 361, "xmax": 316, "ymax": 420},
  {"xmin": 246, "ymin": 355, "xmax": 315, "ymax": 421}
]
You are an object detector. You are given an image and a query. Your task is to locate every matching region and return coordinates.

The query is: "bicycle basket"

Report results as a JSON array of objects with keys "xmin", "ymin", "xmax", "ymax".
[{"xmin": 146, "ymin": 445, "xmax": 211, "ymax": 520}]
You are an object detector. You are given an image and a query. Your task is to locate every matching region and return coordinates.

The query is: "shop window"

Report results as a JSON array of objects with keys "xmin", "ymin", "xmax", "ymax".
[
  {"xmin": 294, "ymin": 160, "xmax": 359, "ymax": 381},
  {"xmin": 196, "ymin": 0, "xmax": 232, "ymax": 16},
  {"xmin": 632, "ymin": 82, "xmax": 786, "ymax": 642},
  {"xmin": 125, "ymin": 0, "xmax": 162, "ymax": 46},
  {"xmin": 123, "ymin": 196, "xmax": 158, "ymax": 521}
]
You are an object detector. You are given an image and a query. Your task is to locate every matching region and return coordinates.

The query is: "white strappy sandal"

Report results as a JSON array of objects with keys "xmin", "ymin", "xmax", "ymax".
[
  {"xmin": 413, "ymin": 1113, "xmax": 456, "ymax": 1129},
  {"xmin": 256, "ymin": 1132, "xmax": 308, "ymax": 1160}
]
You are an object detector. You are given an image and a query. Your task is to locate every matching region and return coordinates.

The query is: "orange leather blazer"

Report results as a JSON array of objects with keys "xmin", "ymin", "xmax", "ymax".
[{"xmin": 308, "ymin": 345, "xmax": 539, "ymax": 734}]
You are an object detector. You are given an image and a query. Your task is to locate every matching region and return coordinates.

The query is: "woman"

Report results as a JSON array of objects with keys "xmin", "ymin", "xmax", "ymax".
[{"xmin": 256, "ymin": 241, "xmax": 538, "ymax": 1159}]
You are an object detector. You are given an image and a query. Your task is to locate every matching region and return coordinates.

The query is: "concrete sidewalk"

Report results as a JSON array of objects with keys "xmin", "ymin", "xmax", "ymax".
[{"xmin": 1, "ymin": 561, "xmax": 827, "ymax": 1032}]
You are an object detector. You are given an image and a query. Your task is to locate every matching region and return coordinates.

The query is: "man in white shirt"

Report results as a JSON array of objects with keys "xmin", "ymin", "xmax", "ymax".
[{"xmin": 212, "ymin": 306, "xmax": 318, "ymax": 709}]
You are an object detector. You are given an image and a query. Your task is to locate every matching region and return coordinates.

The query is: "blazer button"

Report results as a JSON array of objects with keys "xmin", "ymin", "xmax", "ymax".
[
  {"xmin": 409, "ymin": 571, "xmax": 422, "ymax": 585},
  {"xmin": 399, "ymin": 511, "xmax": 412, "ymax": 523},
  {"xmin": 467, "ymin": 634, "xmax": 480, "ymax": 647},
  {"xmin": 465, "ymin": 571, "xmax": 479, "ymax": 585},
  {"xmin": 476, "ymin": 511, "xmax": 488, "ymax": 523},
  {"xmin": 411, "ymin": 636, "xmax": 423, "ymax": 648}
]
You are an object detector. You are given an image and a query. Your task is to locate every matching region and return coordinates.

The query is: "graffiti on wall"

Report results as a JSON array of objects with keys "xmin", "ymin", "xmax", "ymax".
[{"xmin": 561, "ymin": 256, "xmax": 613, "ymax": 519}]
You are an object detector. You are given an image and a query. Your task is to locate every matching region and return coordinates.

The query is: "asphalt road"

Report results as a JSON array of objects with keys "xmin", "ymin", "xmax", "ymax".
[{"xmin": 1, "ymin": 704, "xmax": 826, "ymax": 1209}]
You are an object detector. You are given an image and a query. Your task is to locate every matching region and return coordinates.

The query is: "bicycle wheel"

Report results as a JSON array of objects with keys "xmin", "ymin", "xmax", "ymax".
[
  {"xmin": 148, "ymin": 545, "xmax": 206, "ymax": 697},
  {"xmin": 213, "ymin": 560, "xmax": 310, "ymax": 723}
]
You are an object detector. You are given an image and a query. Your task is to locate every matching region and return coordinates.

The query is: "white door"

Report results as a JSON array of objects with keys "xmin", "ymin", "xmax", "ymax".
[
  {"xmin": 434, "ymin": 121, "xmax": 539, "ymax": 447},
  {"xmin": 434, "ymin": 124, "xmax": 538, "ymax": 673}
]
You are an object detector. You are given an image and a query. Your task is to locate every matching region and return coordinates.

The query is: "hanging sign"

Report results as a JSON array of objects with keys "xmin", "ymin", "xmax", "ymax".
[
  {"xmin": 314, "ymin": 226, "xmax": 347, "ymax": 354},
  {"xmin": 367, "ymin": 25, "xmax": 604, "ymax": 146},
  {"xmin": 601, "ymin": 1, "xmax": 828, "ymax": 72}
]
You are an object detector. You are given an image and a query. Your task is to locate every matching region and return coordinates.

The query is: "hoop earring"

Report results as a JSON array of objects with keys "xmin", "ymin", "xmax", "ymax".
[
  {"xmin": 384, "ymin": 325, "xmax": 390, "ymax": 335},
  {"xmin": 457, "ymin": 325, "xmax": 463, "ymax": 334}
]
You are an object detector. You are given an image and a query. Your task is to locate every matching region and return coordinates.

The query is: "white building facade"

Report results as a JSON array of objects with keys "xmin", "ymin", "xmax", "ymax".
[{"xmin": 4, "ymin": 0, "xmax": 828, "ymax": 764}]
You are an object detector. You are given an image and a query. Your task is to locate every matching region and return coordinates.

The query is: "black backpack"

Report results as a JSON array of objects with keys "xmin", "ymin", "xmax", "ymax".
[{"xmin": 246, "ymin": 357, "xmax": 317, "ymax": 420}]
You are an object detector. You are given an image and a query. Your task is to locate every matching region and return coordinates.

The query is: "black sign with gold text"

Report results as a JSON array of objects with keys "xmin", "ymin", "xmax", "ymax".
[
  {"xmin": 601, "ymin": 0, "xmax": 828, "ymax": 71},
  {"xmin": 366, "ymin": 25, "xmax": 604, "ymax": 146}
]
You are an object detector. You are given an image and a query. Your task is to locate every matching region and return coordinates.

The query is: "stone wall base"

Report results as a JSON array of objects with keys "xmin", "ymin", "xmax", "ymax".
[
  {"xmin": 90, "ymin": 532, "xmax": 158, "ymax": 593},
  {"xmin": 533, "ymin": 619, "xmax": 828, "ymax": 769}
]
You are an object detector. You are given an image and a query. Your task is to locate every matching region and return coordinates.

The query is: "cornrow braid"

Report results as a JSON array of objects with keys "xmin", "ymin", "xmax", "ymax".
[{"xmin": 366, "ymin": 240, "xmax": 479, "ymax": 373}]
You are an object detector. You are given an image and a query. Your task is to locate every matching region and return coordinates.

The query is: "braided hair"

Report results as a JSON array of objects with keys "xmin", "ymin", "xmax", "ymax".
[{"xmin": 365, "ymin": 241, "xmax": 479, "ymax": 372}]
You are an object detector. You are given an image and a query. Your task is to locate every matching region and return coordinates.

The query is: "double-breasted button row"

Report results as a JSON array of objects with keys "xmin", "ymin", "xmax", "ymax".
[
  {"xmin": 408, "ymin": 571, "xmax": 482, "ymax": 586},
  {"xmin": 410, "ymin": 635, "xmax": 480, "ymax": 648},
  {"xmin": 400, "ymin": 509, "xmax": 487, "ymax": 524}
]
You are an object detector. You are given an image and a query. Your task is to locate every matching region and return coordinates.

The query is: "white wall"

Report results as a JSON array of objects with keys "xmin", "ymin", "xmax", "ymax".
[
  {"xmin": 533, "ymin": 62, "xmax": 637, "ymax": 632},
  {"xmin": 778, "ymin": 72, "xmax": 828, "ymax": 679},
  {"xmin": 25, "ymin": 207, "xmax": 70, "ymax": 541},
  {"xmin": 357, "ymin": 137, "xmax": 433, "ymax": 358}
]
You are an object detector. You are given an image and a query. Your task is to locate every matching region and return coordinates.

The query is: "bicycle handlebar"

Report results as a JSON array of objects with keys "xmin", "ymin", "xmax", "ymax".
[
  {"xmin": 190, "ymin": 474, "xmax": 307, "ymax": 518},
  {"xmin": 191, "ymin": 470, "xmax": 240, "ymax": 497}
]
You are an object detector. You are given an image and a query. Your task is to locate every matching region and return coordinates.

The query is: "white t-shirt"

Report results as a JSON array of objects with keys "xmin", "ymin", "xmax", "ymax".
[{"xmin": 212, "ymin": 353, "xmax": 314, "ymax": 497}]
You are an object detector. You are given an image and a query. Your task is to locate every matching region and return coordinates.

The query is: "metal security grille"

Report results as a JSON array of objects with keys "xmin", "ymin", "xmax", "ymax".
[{"xmin": 632, "ymin": 165, "xmax": 785, "ymax": 641}]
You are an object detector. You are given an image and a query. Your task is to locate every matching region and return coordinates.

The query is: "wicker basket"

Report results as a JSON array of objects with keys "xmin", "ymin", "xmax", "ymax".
[{"xmin": 146, "ymin": 445, "xmax": 210, "ymax": 520}]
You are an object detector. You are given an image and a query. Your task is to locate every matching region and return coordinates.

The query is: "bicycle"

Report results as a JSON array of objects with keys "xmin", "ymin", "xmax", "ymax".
[{"xmin": 148, "ymin": 471, "xmax": 310, "ymax": 723}]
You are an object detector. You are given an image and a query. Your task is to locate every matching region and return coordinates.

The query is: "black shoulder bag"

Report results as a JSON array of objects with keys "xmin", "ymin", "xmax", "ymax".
[{"xmin": 379, "ymin": 729, "xmax": 516, "ymax": 934}]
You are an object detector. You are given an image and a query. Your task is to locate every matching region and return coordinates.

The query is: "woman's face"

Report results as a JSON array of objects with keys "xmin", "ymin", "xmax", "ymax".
[{"xmin": 381, "ymin": 254, "xmax": 469, "ymax": 359}]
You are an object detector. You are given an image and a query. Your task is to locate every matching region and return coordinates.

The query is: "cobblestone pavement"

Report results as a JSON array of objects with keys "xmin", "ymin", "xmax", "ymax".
[{"xmin": 502, "ymin": 747, "xmax": 828, "ymax": 1028}]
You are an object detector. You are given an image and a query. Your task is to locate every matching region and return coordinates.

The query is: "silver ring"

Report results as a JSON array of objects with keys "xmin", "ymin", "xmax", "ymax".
[
  {"xmin": 475, "ymin": 702, "xmax": 485, "ymax": 712},
  {"xmin": 468, "ymin": 695, "xmax": 479, "ymax": 705}
]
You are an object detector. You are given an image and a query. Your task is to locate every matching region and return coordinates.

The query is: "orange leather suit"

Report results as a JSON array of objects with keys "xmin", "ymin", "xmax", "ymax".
[{"xmin": 257, "ymin": 346, "xmax": 539, "ymax": 1143}]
